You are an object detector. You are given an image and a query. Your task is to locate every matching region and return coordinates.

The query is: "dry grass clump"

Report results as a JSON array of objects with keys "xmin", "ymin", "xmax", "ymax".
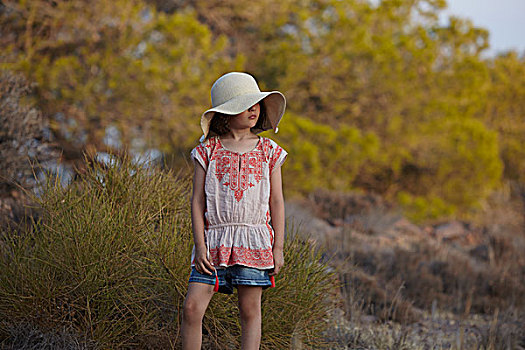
[
  {"xmin": 472, "ymin": 308, "xmax": 525, "ymax": 350},
  {"xmin": 0, "ymin": 151, "xmax": 194, "ymax": 348},
  {"xmin": 0, "ymin": 150, "xmax": 336, "ymax": 349},
  {"xmin": 369, "ymin": 243, "xmax": 525, "ymax": 315},
  {"xmin": 0, "ymin": 322, "xmax": 97, "ymax": 350},
  {"xmin": 339, "ymin": 267, "xmax": 419, "ymax": 325}
]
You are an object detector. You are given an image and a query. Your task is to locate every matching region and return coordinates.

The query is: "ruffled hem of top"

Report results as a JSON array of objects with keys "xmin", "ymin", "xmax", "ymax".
[{"xmin": 192, "ymin": 223, "xmax": 275, "ymax": 269}]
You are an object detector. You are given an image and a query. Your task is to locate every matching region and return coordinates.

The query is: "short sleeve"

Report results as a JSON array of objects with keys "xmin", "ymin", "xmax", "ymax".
[
  {"xmin": 269, "ymin": 143, "xmax": 288, "ymax": 173},
  {"xmin": 190, "ymin": 143, "xmax": 209, "ymax": 171}
]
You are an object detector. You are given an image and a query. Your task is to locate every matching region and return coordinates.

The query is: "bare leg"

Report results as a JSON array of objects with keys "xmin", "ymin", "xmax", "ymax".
[
  {"xmin": 181, "ymin": 282, "xmax": 215, "ymax": 350},
  {"xmin": 237, "ymin": 285, "xmax": 263, "ymax": 350}
]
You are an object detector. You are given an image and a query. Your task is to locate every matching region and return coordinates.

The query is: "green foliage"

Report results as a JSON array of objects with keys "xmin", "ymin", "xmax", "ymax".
[
  {"xmin": 396, "ymin": 117, "xmax": 502, "ymax": 222},
  {"xmin": 1, "ymin": 0, "xmax": 241, "ymax": 154},
  {"xmin": 0, "ymin": 151, "xmax": 336, "ymax": 348},
  {"xmin": 397, "ymin": 192, "xmax": 456, "ymax": 223},
  {"xmin": 2, "ymin": 0, "xmax": 525, "ymax": 222},
  {"xmin": 183, "ymin": 0, "xmax": 515, "ymax": 221},
  {"xmin": 481, "ymin": 51, "xmax": 525, "ymax": 183},
  {"xmin": 268, "ymin": 113, "xmax": 379, "ymax": 195}
]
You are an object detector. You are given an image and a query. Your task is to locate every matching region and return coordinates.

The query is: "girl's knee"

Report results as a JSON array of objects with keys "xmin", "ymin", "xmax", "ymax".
[
  {"xmin": 238, "ymin": 298, "xmax": 261, "ymax": 322},
  {"xmin": 182, "ymin": 298, "xmax": 205, "ymax": 323},
  {"xmin": 239, "ymin": 305, "xmax": 261, "ymax": 324}
]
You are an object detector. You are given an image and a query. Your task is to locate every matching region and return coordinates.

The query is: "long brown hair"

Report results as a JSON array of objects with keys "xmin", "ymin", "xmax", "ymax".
[{"xmin": 206, "ymin": 101, "xmax": 267, "ymax": 140}]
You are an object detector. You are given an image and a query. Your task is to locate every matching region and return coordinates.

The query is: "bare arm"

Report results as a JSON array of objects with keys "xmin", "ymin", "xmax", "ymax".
[
  {"xmin": 269, "ymin": 164, "xmax": 285, "ymax": 276},
  {"xmin": 191, "ymin": 163, "xmax": 215, "ymax": 275}
]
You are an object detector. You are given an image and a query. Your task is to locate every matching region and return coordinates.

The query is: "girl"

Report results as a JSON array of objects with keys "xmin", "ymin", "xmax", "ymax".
[{"xmin": 181, "ymin": 72, "xmax": 287, "ymax": 350}]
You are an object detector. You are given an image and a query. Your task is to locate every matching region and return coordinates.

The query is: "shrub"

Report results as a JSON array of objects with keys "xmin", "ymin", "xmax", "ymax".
[
  {"xmin": 271, "ymin": 113, "xmax": 379, "ymax": 196},
  {"xmin": 398, "ymin": 116, "xmax": 503, "ymax": 223},
  {"xmin": 0, "ymin": 150, "xmax": 336, "ymax": 349}
]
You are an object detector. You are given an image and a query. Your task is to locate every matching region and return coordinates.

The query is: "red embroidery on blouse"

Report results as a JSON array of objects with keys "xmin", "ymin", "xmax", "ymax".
[
  {"xmin": 211, "ymin": 138, "xmax": 267, "ymax": 202},
  {"xmin": 269, "ymin": 146, "xmax": 283, "ymax": 173},
  {"xmin": 196, "ymin": 144, "xmax": 208, "ymax": 168},
  {"xmin": 205, "ymin": 136, "xmax": 217, "ymax": 149},
  {"xmin": 262, "ymin": 138, "xmax": 273, "ymax": 161},
  {"xmin": 209, "ymin": 245, "xmax": 274, "ymax": 268}
]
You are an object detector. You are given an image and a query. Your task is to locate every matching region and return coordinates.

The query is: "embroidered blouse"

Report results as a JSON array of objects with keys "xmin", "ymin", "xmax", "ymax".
[{"xmin": 190, "ymin": 135, "xmax": 287, "ymax": 269}]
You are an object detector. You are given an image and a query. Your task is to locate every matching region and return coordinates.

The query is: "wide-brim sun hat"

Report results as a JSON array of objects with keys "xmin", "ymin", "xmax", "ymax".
[{"xmin": 200, "ymin": 72, "xmax": 286, "ymax": 138}]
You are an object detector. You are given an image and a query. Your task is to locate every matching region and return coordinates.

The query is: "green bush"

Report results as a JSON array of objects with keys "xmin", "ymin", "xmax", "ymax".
[
  {"xmin": 397, "ymin": 116, "xmax": 503, "ymax": 223},
  {"xmin": 0, "ymin": 150, "xmax": 336, "ymax": 349},
  {"xmin": 270, "ymin": 113, "xmax": 380, "ymax": 195}
]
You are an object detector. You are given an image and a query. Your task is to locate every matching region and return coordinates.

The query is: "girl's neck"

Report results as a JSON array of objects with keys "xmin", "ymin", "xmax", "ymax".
[
  {"xmin": 219, "ymin": 129, "xmax": 260, "ymax": 154},
  {"xmin": 222, "ymin": 128, "xmax": 257, "ymax": 141}
]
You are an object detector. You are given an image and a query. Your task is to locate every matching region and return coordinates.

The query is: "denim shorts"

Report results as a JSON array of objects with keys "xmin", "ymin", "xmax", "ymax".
[{"xmin": 189, "ymin": 265, "xmax": 273, "ymax": 294}]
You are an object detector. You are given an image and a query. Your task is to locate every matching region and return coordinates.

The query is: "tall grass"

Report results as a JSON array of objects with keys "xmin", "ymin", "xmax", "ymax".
[{"xmin": 0, "ymin": 151, "xmax": 336, "ymax": 349}]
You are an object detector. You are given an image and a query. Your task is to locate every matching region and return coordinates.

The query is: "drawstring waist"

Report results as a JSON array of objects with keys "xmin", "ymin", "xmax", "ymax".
[{"xmin": 207, "ymin": 222, "xmax": 268, "ymax": 229}]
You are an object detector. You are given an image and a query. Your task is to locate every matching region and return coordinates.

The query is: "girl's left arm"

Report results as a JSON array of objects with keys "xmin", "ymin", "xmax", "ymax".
[{"xmin": 269, "ymin": 164, "xmax": 285, "ymax": 276}]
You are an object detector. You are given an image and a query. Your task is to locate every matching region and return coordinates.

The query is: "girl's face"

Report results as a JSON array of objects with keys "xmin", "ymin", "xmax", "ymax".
[{"xmin": 229, "ymin": 103, "xmax": 260, "ymax": 131}]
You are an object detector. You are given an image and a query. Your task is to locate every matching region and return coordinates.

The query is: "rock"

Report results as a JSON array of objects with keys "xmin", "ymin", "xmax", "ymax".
[
  {"xmin": 285, "ymin": 200, "xmax": 338, "ymax": 245},
  {"xmin": 434, "ymin": 221, "xmax": 467, "ymax": 241},
  {"xmin": 392, "ymin": 217, "xmax": 424, "ymax": 237}
]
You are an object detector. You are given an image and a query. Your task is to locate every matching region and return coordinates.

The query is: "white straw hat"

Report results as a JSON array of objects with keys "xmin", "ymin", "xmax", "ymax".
[{"xmin": 200, "ymin": 72, "xmax": 286, "ymax": 139}]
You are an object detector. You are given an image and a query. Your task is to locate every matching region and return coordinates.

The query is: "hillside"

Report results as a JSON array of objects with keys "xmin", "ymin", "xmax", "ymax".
[{"xmin": 286, "ymin": 186, "xmax": 525, "ymax": 348}]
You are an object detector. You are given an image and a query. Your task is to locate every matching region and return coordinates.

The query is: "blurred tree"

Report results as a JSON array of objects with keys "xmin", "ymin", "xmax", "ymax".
[
  {"xmin": 0, "ymin": 0, "xmax": 242, "ymax": 166},
  {"xmin": 481, "ymin": 51, "xmax": 525, "ymax": 183},
  {"xmin": 270, "ymin": 113, "xmax": 379, "ymax": 195},
  {"xmin": 0, "ymin": 69, "xmax": 60, "ymax": 225},
  {"xmin": 396, "ymin": 116, "xmax": 503, "ymax": 221},
  {"xmin": 2, "ymin": 0, "xmax": 524, "ymax": 222}
]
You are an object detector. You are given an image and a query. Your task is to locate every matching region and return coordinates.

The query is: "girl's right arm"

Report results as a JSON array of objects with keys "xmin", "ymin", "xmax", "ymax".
[{"xmin": 191, "ymin": 163, "xmax": 215, "ymax": 275}]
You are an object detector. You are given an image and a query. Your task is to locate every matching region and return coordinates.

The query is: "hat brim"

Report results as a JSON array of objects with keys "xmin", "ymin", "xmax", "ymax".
[{"xmin": 200, "ymin": 91, "xmax": 286, "ymax": 137}]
